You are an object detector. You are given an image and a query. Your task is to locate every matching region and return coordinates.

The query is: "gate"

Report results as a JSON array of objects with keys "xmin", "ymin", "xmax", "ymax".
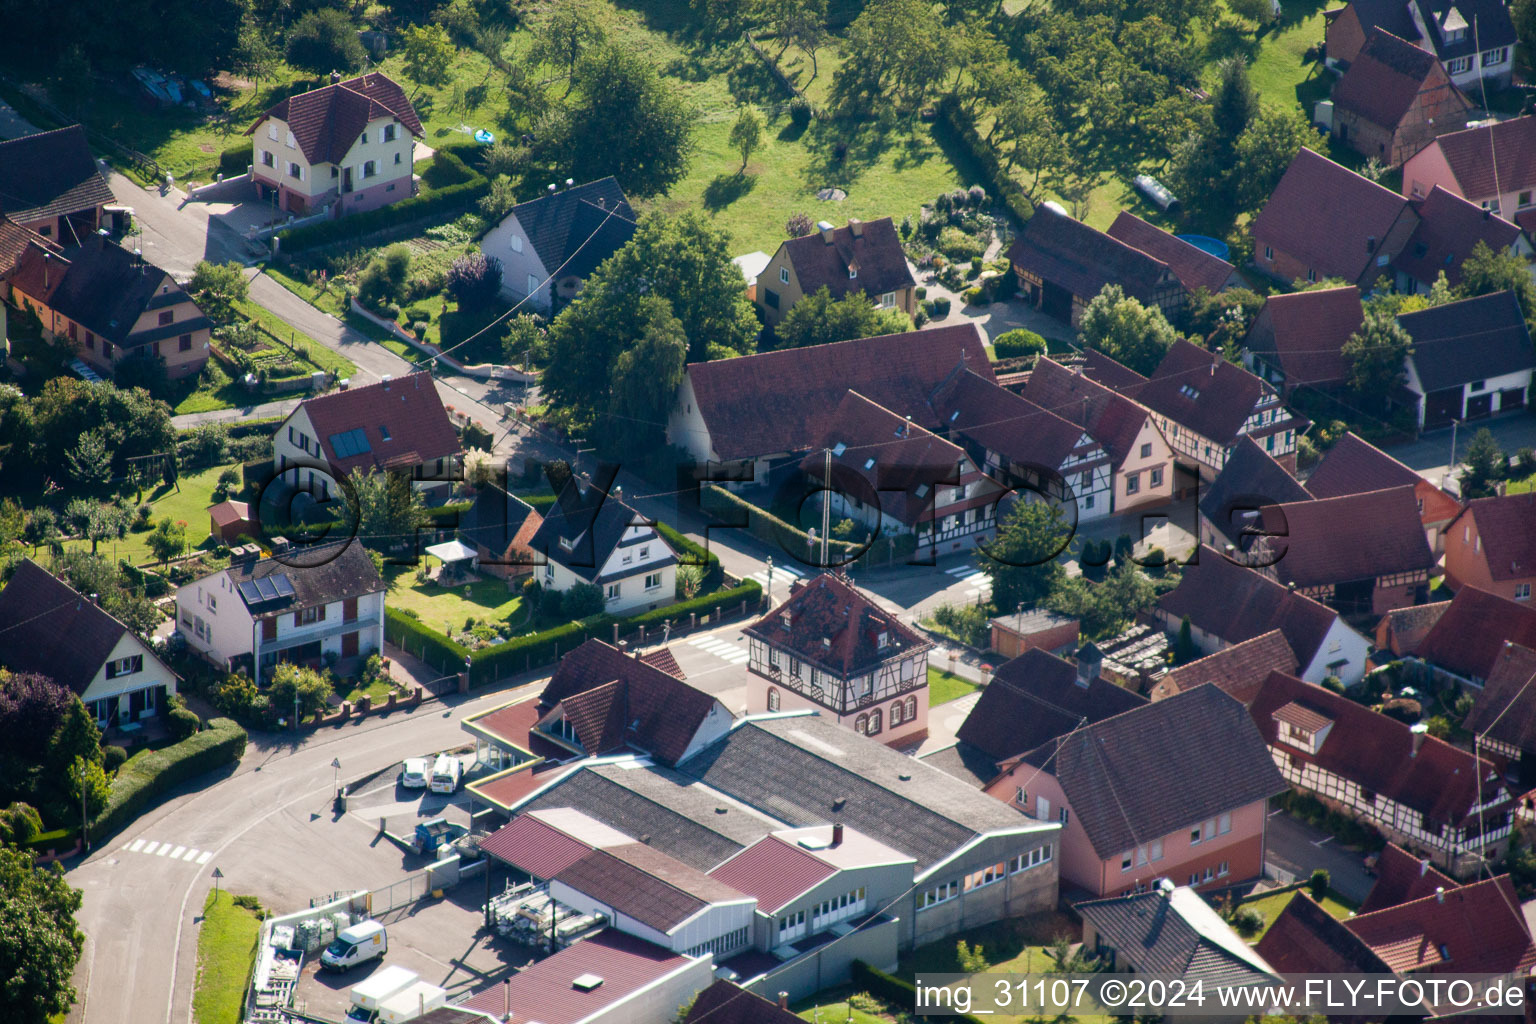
[{"xmin": 369, "ymin": 867, "xmax": 435, "ymax": 915}]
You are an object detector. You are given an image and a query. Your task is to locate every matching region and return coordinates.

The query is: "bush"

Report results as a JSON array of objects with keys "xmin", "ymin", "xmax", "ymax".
[
  {"xmin": 932, "ymin": 602, "xmax": 990, "ymax": 648},
  {"xmin": 1, "ymin": 802, "xmax": 43, "ymax": 845},
  {"xmin": 1232, "ymin": 905, "xmax": 1265, "ymax": 936},
  {"xmin": 1381, "ymin": 697, "xmax": 1422, "ymax": 724},
  {"xmin": 562, "ymin": 583, "xmax": 607, "ymax": 619},
  {"xmin": 789, "ymin": 96, "xmax": 812, "ymax": 128},
  {"xmin": 168, "ymin": 705, "xmax": 201, "ymax": 742},
  {"xmin": 937, "ymin": 226, "xmax": 984, "ymax": 261},
  {"xmin": 218, "ymin": 143, "xmax": 254, "ymax": 176},
  {"xmin": 210, "ymin": 674, "xmax": 260, "ymax": 720},
  {"xmin": 279, "ymin": 165, "xmax": 490, "ymax": 252},
  {"xmin": 1309, "ymin": 867, "xmax": 1330, "ymax": 900},
  {"xmin": 993, "ymin": 329, "xmax": 1046, "ymax": 361},
  {"xmin": 446, "ymin": 251, "xmax": 504, "ymax": 310},
  {"xmin": 1321, "ymin": 675, "xmax": 1346, "ymax": 695},
  {"xmin": 928, "ymin": 296, "xmax": 952, "ymax": 318},
  {"xmin": 102, "ymin": 745, "xmax": 128, "ymax": 773},
  {"xmin": 90, "ymin": 718, "xmax": 248, "ymax": 841},
  {"xmin": 655, "ymin": 521, "xmax": 723, "ymax": 590}
]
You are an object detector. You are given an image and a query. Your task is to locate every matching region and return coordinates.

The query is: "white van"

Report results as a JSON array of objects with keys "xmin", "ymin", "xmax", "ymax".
[
  {"xmin": 429, "ymin": 754, "xmax": 460, "ymax": 794},
  {"xmin": 346, "ymin": 965, "xmax": 417, "ymax": 1022},
  {"xmin": 321, "ymin": 920, "xmax": 388, "ymax": 972}
]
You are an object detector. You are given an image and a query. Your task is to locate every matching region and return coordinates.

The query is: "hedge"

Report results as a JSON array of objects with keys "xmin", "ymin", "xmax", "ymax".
[
  {"xmin": 701, "ymin": 485, "xmax": 920, "ymax": 571},
  {"xmin": 119, "ymin": 560, "xmax": 170, "ymax": 598},
  {"xmin": 24, "ymin": 827, "xmax": 78, "ymax": 851},
  {"xmin": 277, "ymin": 154, "xmax": 489, "ymax": 252},
  {"xmin": 655, "ymin": 521, "xmax": 723, "ymax": 590},
  {"xmin": 626, "ymin": 580, "xmax": 760, "ymax": 630},
  {"xmin": 219, "ymin": 142, "xmax": 253, "ymax": 177},
  {"xmin": 934, "ymin": 96, "xmax": 1035, "ymax": 227},
  {"xmin": 384, "ymin": 606, "xmax": 471, "ymax": 675},
  {"xmin": 89, "ymin": 717, "xmax": 248, "ymax": 841},
  {"xmin": 850, "ymin": 961, "xmax": 992, "ymax": 1024}
]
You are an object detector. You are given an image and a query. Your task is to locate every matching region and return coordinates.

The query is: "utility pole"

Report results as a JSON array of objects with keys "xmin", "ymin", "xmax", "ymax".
[
  {"xmin": 765, "ymin": 556, "xmax": 774, "ymax": 607},
  {"xmin": 821, "ymin": 449, "xmax": 831, "ymax": 567}
]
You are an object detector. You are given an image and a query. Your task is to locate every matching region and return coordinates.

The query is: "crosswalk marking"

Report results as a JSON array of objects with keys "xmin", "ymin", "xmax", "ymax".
[
  {"xmin": 749, "ymin": 563, "xmax": 803, "ymax": 589},
  {"xmin": 182, "ymin": 847, "xmax": 200, "ymax": 861},
  {"xmin": 197, "ymin": 851, "xmax": 213, "ymax": 864},
  {"xmin": 141, "ymin": 841, "xmax": 160, "ymax": 855},
  {"xmin": 169, "ymin": 845, "xmax": 186, "ymax": 859},
  {"xmin": 120, "ymin": 839, "xmax": 214, "ymax": 865},
  {"xmin": 155, "ymin": 844, "xmax": 172, "ymax": 857},
  {"xmin": 129, "ymin": 839, "xmax": 146, "ymax": 853},
  {"xmin": 687, "ymin": 633, "xmax": 752, "ymax": 665}
]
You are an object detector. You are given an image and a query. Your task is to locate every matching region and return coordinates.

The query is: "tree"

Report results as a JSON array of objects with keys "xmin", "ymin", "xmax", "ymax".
[
  {"xmin": 189, "ymin": 263, "xmax": 249, "ymax": 324},
  {"xmin": 786, "ymin": 212, "xmax": 814, "ymax": 238},
  {"xmin": 0, "ymin": 847, "xmax": 84, "ymax": 1024},
  {"xmin": 1309, "ymin": 868, "xmax": 1330, "ymax": 901},
  {"xmin": 1231, "ymin": 107, "xmax": 1322, "ymax": 213},
  {"xmin": 956, "ymin": 939, "xmax": 990, "ymax": 973},
  {"xmin": 832, "ymin": 0, "xmax": 953, "ymax": 114},
  {"xmin": 1174, "ymin": 615, "xmax": 1197, "ymax": 664},
  {"xmin": 984, "ymin": 499, "xmax": 1071, "ymax": 614},
  {"xmin": 0, "ymin": 498, "xmax": 22, "ymax": 549},
  {"xmin": 348, "ymin": 469, "xmax": 429, "ymax": 550},
  {"xmin": 1342, "ymin": 310, "xmax": 1411, "ymax": 403},
  {"xmin": 183, "ymin": 422, "xmax": 230, "ymax": 466},
  {"xmin": 728, "ymin": 105, "xmax": 764, "ymax": 172},
  {"xmin": 0, "ymin": 674, "xmax": 74, "ymax": 801},
  {"xmin": 285, "ymin": 9, "xmax": 365, "ymax": 74},
  {"xmin": 530, "ymin": 0, "xmax": 607, "ymax": 96},
  {"xmin": 231, "ymin": 15, "xmax": 280, "ymax": 86},
  {"xmin": 1077, "ymin": 285, "xmax": 1178, "ymax": 375},
  {"xmin": 501, "ymin": 313, "xmax": 545, "ymax": 367},
  {"xmin": 267, "ymin": 663, "xmax": 333, "ymax": 721},
  {"xmin": 1209, "ymin": 57, "xmax": 1258, "ymax": 145},
  {"xmin": 607, "ymin": 298, "xmax": 688, "ymax": 454},
  {"xmin": 775, "ymin": 286, "xmax": 910, "ymax": 350},
  {"xmin": 66, "ymin": 431, "xmax": 112, "ymax": 486},
  {"xmin": 67, "ymin": 757, "xmax": 110, "ymax": 821},
  {"xmin": 401, "ymin": 24, "xmax": 454, "ymax": 94},
  {"xmin": 1460, "ymin": 427, "xmax": 1507, "ymax": 499},
  {"xmin": 540, "ymin": 45, "xmax": 696, "ymax": 198},
  {"xmin": 1517, "ymin": 0, "xmax": 1536, "ymax": 61},
  {"xmin": 1229, "ymin": 0, "xmax": 1274, "ymax": 23},
  {"xmin": 445, "ymin": 252, "xmax": 504, "ymax": 310},
  {"xmin": 1457, "ymin": 240, "xmax": 1536, "ymax": 324},
  {"xmin": 561, "ymin": 582, "xmax": 606, "ymax": 618},
  {"xmin": 478, "ymin": 174, "xmax": 518, "ymax": 221},
  {"xmin": 146, "ymin": 518, "xmax": 186, "ymax": 566},
  {"xmin": 766, "ymin": 0, "xmax": 827, "ymax": 66},
  {"xmin": 22, "ymin": 509, "xmax": 58, "ymax": 553}
]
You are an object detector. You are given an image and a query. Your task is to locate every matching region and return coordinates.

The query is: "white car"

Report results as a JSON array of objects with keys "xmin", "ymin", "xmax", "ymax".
[{"xmin": 400, "ymin": 758, "xmax": 430, "ymax": 789}]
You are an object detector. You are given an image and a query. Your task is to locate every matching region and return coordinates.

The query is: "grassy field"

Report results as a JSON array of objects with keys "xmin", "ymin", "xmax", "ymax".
[
  {"xmin": 386, "ymin": 561, "xmax": 527, "ymax": 634},
  {"xmin": 62, "ymin": 462, "xmax": 240, "ymax": 567},
  {"xmin": 928, "ymin": 666, "xmax": 979, "ymax": 706},
  {"xmin": 192, "ymin": 890, "xmax": 261, "ymax": 1024},
  {"xmin": 1241, "ymin": 887, "xmax": 1359, "ymax": 940}
]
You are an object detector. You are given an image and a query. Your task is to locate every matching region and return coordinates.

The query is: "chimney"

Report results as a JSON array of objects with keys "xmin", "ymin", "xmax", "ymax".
[
  {"xmin": 848, "ymin": 218, "xmax": 863, "ymax": 237},
  {"xmin": 1075, "ymin": 643, "xmax": 1102, "ymax": 687},
  {"xmin": 504, "ymin": 977, "xmax": 511, "ymax": 1021},
  {"xmin": 817, "ymin": 220, "xmax": 835, "ymax": 244},
  {"xmin": 548, "ymin": 182, "xmax": 557, "ymax": 194},
  {"xmin": 89, "ymin": 593, "xmax": 99, "ymax": 607},
  {"xmin": 1484, "ymin": 206, "xmax": 1492, "ymax": 220},
  {"xmin": 330, "ymin": 70, "xmax": 341, "ymax": 85},
  {"xmin": 901, "ymin": 414, "xmax": 911, "ymax": 437},
  {"xmin": 619, "ymin": 640, "xmax": 629, "ymax": 657},
  {"xmin": 832, "ymin": 822, "xmax": 844, "ymax": 846},
  {"xmin": 565, "ymin": 178, "xmax": 575, "ymax": 189},
  {"xmin": 1411, "ymin": 720, "xmax": 1428, "ymax": 756},
  {"xmin": 1435, "ymin": 886, "xmax": 1445, "ymax": 903},
  {"xmin": 1366, "ymin": 236, "xmax": 1377, "ymax": 254},
  {"xmin": 381, "ymin": 374, "xmax": 392, "ymax": 391},
  {"xmin": 1420, "ymin": 857, "xmax": 1431, "ymax": 877},
  {"xmin": 778, "ymin": 992, "xmax": 790, "ymax": 1011},
  {"xmin": 1158, "ymin": 877, "xmax": 1175, "ymax": 898}
]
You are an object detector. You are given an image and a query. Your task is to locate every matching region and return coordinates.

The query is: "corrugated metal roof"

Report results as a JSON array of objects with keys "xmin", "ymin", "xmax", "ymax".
[
  {"xmin": 480, "ymin": 815, "xmax": 600, "ymax": 879},
  {"xmin": 708, "ymin": 835, "xmax": 835, "ymax": 913}
]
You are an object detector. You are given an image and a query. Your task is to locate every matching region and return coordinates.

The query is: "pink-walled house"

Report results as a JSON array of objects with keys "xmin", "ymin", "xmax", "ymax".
[
  {"xmin": 743, "ymin": 572, "xmax": 931, "ymax": 746},
  {"xmin": 246, "ymin": 72, "xmax": 423, "ymax": 219},
  {"xmin": 981, "ymin": 685, "xmax": 1285, "ymax": 897},
  {"xmin": 1402, "ymin": 115, "xmax": 1536, "ymax": 236}
]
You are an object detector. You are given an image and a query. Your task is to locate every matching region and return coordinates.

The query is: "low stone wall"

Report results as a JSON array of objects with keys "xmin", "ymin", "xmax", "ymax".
[{"xmin": 349, "ymin": 298, "xmax": 535, "ymax": 383}]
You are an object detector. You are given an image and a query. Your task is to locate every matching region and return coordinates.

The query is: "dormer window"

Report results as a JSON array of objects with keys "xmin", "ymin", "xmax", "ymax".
[
  {"xmin": 877, "ymin": 631, "xmax": 889, "ymax": 649},
  {"xmin": 559, "ymin": 536, "xmax": 576, "ymax": 552},
  {"xmin": 380, "ymin": 426, "xmax": 392, "ymax": 441},
  {"xmin": 1273, "ymin": 702, "xmax": 1333, "ymax": 755},
  {"xmin": 848, "ymin": 266, "xmax": 857, "ymax": 279},
  {"xmin": 832, "ymin": 442, "xmax": 846, "ymax": 456},
  {"xmin": 1180, "ymin": 384, "xmax": 1200, "ymax": 399},
  {"xmin": 822, "ymin": 637, "xmax": 832, "ymax": 648},
  {"xmin": 781, "ymin": 612, "xmax": 793, "ymax": 627},
  {"xmin": 863, "ymin": 457, "xmax": 876, "ymax": 470}
]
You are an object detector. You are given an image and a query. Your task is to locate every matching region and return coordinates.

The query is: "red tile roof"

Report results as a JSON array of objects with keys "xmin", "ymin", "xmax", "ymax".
[
  {"xmin": 458, "ymin": 930, "xmax": 697, "ymax": 1024},
  {"xmin": 743, "ymin": 572, "xmax": 930, "ymax": 681},
  {"xmin": 1332, "ymin": 28, "xmax": 1463, "ymax": 131},
  {"xmin": 248, "ymin": 72, "xmax": 423, "ymax": 165},
  {"xmin": 1377, "ymin": 599, "xmax": 1451, "ymax": 655},
  {"xmin": 1305, "ymin": 431, "xmax": 1424, "ymax": 496},
  {"xmin": 1135, "ymin": 340, "xmax": 1297, "ymax": 447},
  {"xmin": 1023, "ymin": 357, "xmax": 1155, "ymax": 469},
  {"xmin": 1245, "ymin": 286, "xmax": 1363, "ymax": 388},
  {"xmin": 466, "ymin": 761, "xmax": 570, "ymax": 813},
  {"xmin": 480, "ymin": 813, "xmax": 606, "ymax": 878},
  {"xmin": 639, "ymin": 647, "xmax": 686, "ymax": 679},
  {"xmin": 0, "ymin": 215, "xmax": 60, "ymax": 277},
  {"xmin": 684, "ymin": 980, "xmax": 802, "ymax": 1024},
  {"xmin": 1345, "ymin": 876, "xmax": 1536, "ymax": 974},
  {"xmin": 1425, "ymin": 114, "xmax": 1536, "ymax": 201},
  {"xmin": 1157, "ymin": 545, "xmax": 1341, "ymax": 667},
  {"xmin": 1458, "ymin": 493, "xmax": 1536, "ymax": 582},
  {"xmin": 466, "ymin": 696, "xmax": 543, "ymax": 750},
  {"xmin": 1007, "ymin": 203, "xmax": 1179, "ymax": 305},
  {"xmin": 0, "ymin": 126, "xmax": 115, "ymax": 227},
  {"xmin": 1257, "ymin": 485, "xmax": 1434, "ymax": 588},
  {"xmin": 778, "ymin": 217, "xmax": 915, "ymax": 301},
  {"xmin": 1252, "ymin": 148, "xmax": 1415, "ymax": 284},
  {"xmin": 685, "ymin": 323, "xmax": 993, "ymax": 462},
  {"xmin": 540, "ymin": 639, "xmax": 725, "ymax": 765},
  {"xmin": 292, "ymin": 371, "xmax": 461, "ymax": 477},
  {"xmin": 1256, "ymin": 892, "xmax": 1392, "ymax": 975},
  {"xmin": 934, "ymin": 366, "xmax": 1101, "ymax": 473},
  {"xmin": 207, "ymin": 500, "xmax": 252, "ymax": 528},
  {"xmin": 957, "ymin": 648, "xmax": 1146, "ymax": 761},
  {"xmin": 1462, "ymin": 642, "xmax": 1536, "ymax": 755},
  {"xmin": 1413, "ymin": 586, "xmax": 1536, "ymax": 681},
  {"xmin": 707, "ymin": 834, "xmax": 837, "ymax": 913},
  {"xmin": 1398, "ymin": 186, "xmax": 1521, "ymax": 289},
  {"xmin": 1360, "ymin": 841, "xmax": 1459, "ymax": 914},
  {"xmin": 1151, "ymin": 629, "xmax": 1299, "ymax": 705},
  {"xmin": 1106, "ymin": 211, "xmax": 1237, "ymax": 295},
  {"xmin": 1249, "ymin": 672, "xmax": 1506, "ymax": 829},
  {"xmin": 554, "ymin": 842, "xmax": 751, "ymax": 932}
]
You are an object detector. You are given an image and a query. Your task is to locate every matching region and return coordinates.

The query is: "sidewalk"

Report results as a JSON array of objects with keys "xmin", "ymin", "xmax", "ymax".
[
  {"xmin": 171, "ymin": 397, "xmax": 300, "ymax": 428},
  {"xmin": 0, "ymin": 97, "xmax": 40, "ymax": 140}
]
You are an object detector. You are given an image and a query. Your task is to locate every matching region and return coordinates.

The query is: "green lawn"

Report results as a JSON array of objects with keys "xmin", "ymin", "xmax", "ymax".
[
  {"xmin": 1508, "ymin": 475, "xmax": 1536, "ymax": 495},
  {"xmin": 1242, "ymin": 887, "xmax": 1359, "ymax": 940},
  {"xmin": 386, "ymin": 562, "xmax": 527, "ymax": 634},
  {"xmin": 928, "ymin": 666, "xmax": 979, "ymax": 706},
  {"xmin": 192, "ymin": 890, "xmax": 262, "ymax": 1024},
  {"xmin": 230, "ymin": 298, "xmax": 357, "ymax": 378},
  {"xmin": 796, "ymin": 1002, "xmax": 888, "ymax": 1024},
  {"xmin": 62, "ymin": 462, "xmax": 242, "ymax": 567}
]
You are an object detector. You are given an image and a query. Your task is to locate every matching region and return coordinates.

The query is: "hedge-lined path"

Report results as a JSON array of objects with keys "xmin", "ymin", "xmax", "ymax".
[{"xmin": 64, "ymin": 670, "xmax": 545, "ymax": 1024}]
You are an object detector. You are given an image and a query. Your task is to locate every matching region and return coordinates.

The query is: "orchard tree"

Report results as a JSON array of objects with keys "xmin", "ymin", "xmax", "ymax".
[
  {"xmin": 1077, "ymin": 285, "xmax": 1178, "ymax": 375},
  {"xmin": 728, "ymin": 105, "xmax": 764, "ymax": 172},
  {"xmin": 146, "ymin": 518, "xmax": 187, "ymax": 566},
  {"xmin": 401, "ymin": 25, "xmax": 455, "ymax": 94},
  {"xmin": 189, "ymin": 261, "xmax": 249, "ymax": 324},
  {"xmin": 285, "ymin": 9, "xmax": 365, "ymax": 74},
  {"xmin": 983, "ymin": 499, "xmax": 1071, "ymax": 614},
  {"xmin": 832, "ymin": 0, "xmax": 953, "ymax": 113},
  {"xmin": 530, "ymin": 0, "xmax": 607, "ymax": 95}
]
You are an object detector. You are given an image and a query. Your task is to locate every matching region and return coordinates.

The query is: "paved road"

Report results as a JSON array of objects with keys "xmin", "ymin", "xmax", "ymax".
[
  {"xmin": 1379, "ymin": 413, "xmax": 1536, "ymax": 495},
  {"xmin": 1263, "ymin": 809, "xmax": 1375, "ymax": 904},
  {"xmin": 66, "ymin": 678, "xmax": 544, "ymax": 1024}
]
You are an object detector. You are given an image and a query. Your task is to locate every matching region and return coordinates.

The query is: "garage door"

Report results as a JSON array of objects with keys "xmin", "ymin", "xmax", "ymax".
[
  {"xmin": 1041, "ymin": 280, "xmax": 1074, "ymax": 321},
  {"xmin": 1500, "ymin": 387, "xmax": 1526, "ymax": 413},
  {"xmin": 1422, "ymin": 387, "xmax": 1462, "ymax": 430},
  {"xmin": 1467, "ymin": 393, "xmax": 1493, "ymax": 420}
]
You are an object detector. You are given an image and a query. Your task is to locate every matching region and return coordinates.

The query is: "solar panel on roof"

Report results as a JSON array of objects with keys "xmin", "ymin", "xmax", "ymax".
[
  {"xmin": 255, "ymin": 577, "xmax": 278, "ymax": 601},
  {"xmin": 271, "ymin": 574, "xmax": 295, "ymax": 597},
  {"xmin": 328, "ymin": 428, "xmax": 372, "ymax": 458},
  {"xmin": 237, "ymin": 580, "xmax": 262, "ymax": 604}
]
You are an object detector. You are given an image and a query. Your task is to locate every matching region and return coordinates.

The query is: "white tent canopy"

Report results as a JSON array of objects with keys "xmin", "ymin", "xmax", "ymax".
[{"xmin": 425, "ymin": 539, "xmax": 478, "ymax": 564}]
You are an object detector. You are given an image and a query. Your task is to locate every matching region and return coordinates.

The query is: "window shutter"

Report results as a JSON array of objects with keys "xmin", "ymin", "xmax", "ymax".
[
  {"xmin": 262, "ymin": 617, "xmax": 277, "ymax": 641},
  {"xmin": 344, "ymin": 598, "xmax": 358, "ymax": 621},
  {"xmin": 294, "ymin": 612, "xmax": 303, "ymax": 627}
]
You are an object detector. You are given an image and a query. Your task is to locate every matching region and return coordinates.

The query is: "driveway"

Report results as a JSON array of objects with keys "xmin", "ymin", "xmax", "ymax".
[{"xmin": 1263, "ymin": 809, "xmax": 1375, "ymax": 904}]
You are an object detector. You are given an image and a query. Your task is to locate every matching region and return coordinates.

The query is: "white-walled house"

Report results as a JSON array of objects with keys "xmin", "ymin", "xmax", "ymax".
[
  {"xmin": 246, "ymin": 72, "xmax": 423, "ymax": 218},
  {"xmin": 1398, "ymin": 291, "xmax": 1534, "ymax": 430},
  {"xmin": 480, "ymin": 177, "xmax": 636, "ymax": 314},
  {"xmin": 175, "ymin": 542, "xmax": 386, "ymax": 686},
  {"xmin": 0, "ymin": 560, "xmax": 178, "ymax": 730},
  {"xmin": 529, "ymin": 481, "xmax": 678, "ymax": 616}
]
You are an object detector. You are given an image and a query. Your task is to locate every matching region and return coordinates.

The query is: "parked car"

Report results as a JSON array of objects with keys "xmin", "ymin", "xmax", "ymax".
[
  {"xmin": 429, "ymin": 754, "xmax": 461, "ymax": 794},
  {"xmin": 400, "ymin": 758, "xmax": 430, "ymax": 789},
  {"xmin": 321, "ymin": 920, "xmax": 387, "ymax": 972}
]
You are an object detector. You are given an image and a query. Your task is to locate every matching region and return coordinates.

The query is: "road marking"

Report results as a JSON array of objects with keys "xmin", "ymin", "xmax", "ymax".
[
  {"xmin": 749, "ymin": 563, "xmax": 803, "ymax": 588},
  {"xmin": 686, "ymin": 633, "xmax": 752, "ymax": 665},
  {"xmin": 129, "ymin": 839, "xmax": 146, "ymax": 853},
  {"xmin": 142, "ymin": 841, "xmax": 161, "ymax": 855},
  {"xmin": 181, "ymin": 848, "xmax": 200, "ymax": 861},
  {"xmin": 1313, "ymin": 836, "xmax": 1335, "ymax": 847},
  {"xmin": 155, "ymin": 844, "xmax": 173, "ymax": 857},
  {"xmin": 196, "ymin": 850, "xmax": 212, "ymax": 864},
  {"xmin": 169, "ymin": 846, "xmax": 187, "ymax": 859}
]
